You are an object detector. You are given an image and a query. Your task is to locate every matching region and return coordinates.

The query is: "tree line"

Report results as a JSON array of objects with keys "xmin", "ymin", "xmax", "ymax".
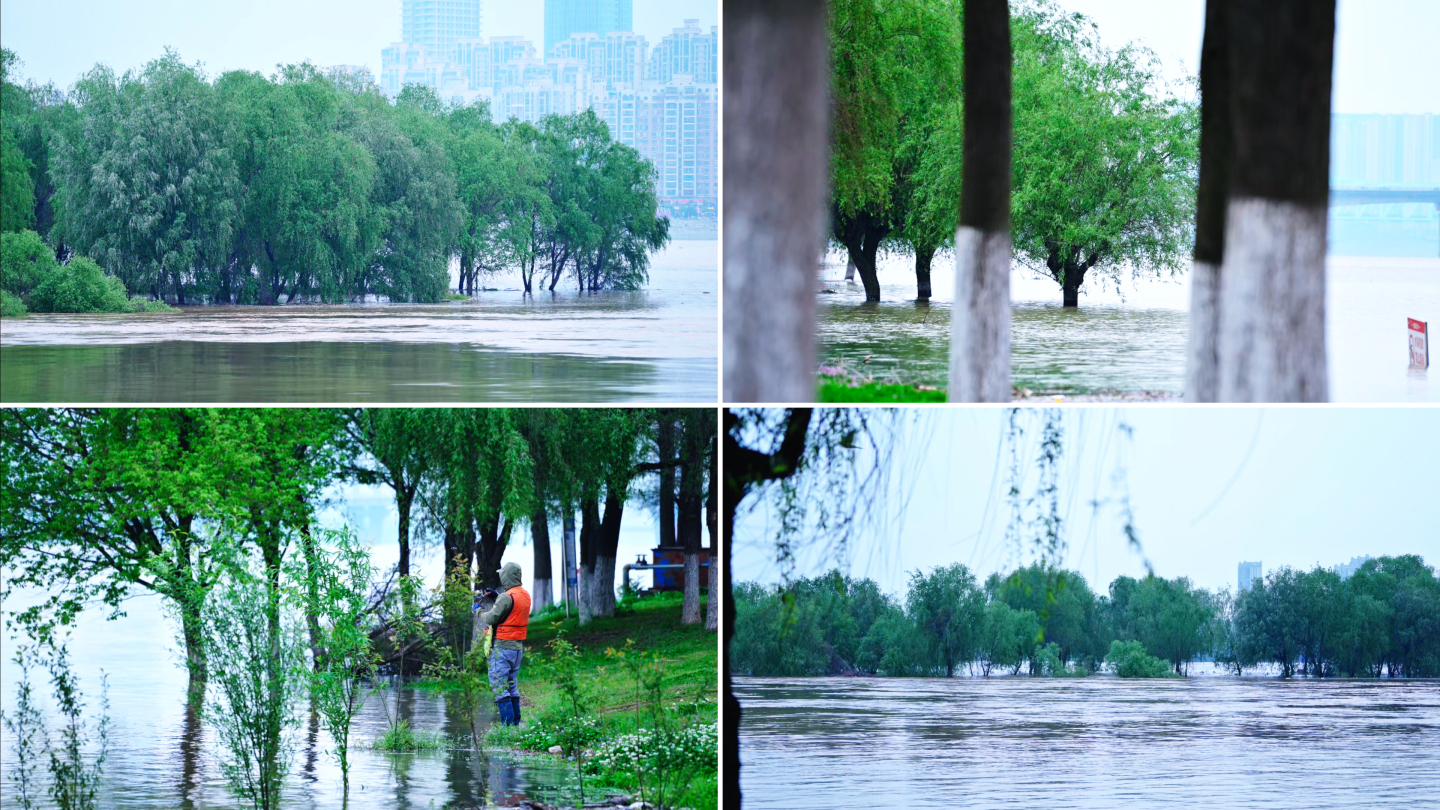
[
  {"xmin": 0, "ymin": 48, "xmax": 669, "ymax": 308},
  {"xmin": 726, "ymin": 0, "xmax": 1340, "ymax": 403},
  {"xmin": 828, "ymin": 0, "xmax": 1197, "ymax": 305},
  {"xmin": 0, "ymin": 408, "xmax": 717, "ymax": 695},
  {"xmin": 732, "ymin": 557, "xmax": 1440, "ymax": 679}
]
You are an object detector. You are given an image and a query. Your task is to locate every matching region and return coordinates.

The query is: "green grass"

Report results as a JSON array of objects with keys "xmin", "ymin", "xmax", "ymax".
[
  {"xmin": 818, "ymin": 377, "xmax": 948, "ymax": 403},
  {"xmin": 128, "ymin": 297, "xmax": 178, "ymax": 312},
  {"xmin": 372, "ymin": 718, "xmax": 452, "ymax": 751},
  {"xmin": 474, "ymin": 593, "xmax": 718, "ymax": 810}
]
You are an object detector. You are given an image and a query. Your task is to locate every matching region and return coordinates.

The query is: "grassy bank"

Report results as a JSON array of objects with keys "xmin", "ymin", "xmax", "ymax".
[
  {"xmin": 819, "ymin": 374, "xmax": 1180, "ymax": 403},
  {"xmin": 422, "ymin": 591, "xmax": 718, "ymax": 809}
]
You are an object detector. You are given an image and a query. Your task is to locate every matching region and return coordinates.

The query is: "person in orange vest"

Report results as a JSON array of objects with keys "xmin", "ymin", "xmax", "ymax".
[{"xmin": 479, "ymin": 561, "xmax": 531, "ymax": 726}]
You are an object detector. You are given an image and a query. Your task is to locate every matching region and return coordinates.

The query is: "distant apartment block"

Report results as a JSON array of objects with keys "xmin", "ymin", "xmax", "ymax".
[
  {"xmin": 401, "ymin": 0, "xmax": 482, "ymax": 64},
  {"xmin": 1238, "ymin": 561, "xmax": 1262, "ymax": 592},
  {"xmin": 1332, "ymin": 555, "xmax": 1375, "ymax": 580},
  {"xmin": 1331, "ymin": 113, "xmax": 1440, "ymax": 186},
  {"xmin": 380, "ymin": 8, "xmax": 718, "ymax": 211},
  {"xmin": 545, "ymin": 0, "xmax": 634, "ymax": 58}
]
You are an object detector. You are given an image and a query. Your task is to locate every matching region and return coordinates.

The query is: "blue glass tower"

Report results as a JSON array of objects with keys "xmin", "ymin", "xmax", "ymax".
[{"xmin": 544, "ymin": 0, "xmax": 633, "ymax": 55}]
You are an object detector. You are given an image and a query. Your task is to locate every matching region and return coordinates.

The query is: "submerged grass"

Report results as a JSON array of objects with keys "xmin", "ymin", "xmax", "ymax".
[{"xmin": 371, "ymin": 719, "xmax": 451, "ymax": 752}]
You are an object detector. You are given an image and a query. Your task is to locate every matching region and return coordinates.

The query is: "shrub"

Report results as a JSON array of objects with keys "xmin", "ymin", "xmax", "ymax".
[
  {"xmin": 0, "ymin": 229, "xmax": 57, "ymax": 300},
  {"xmin": 128, "ymin": 297, "xmax": 178, "ymax": 312},
  {"xmin": 29, "ymin": 257, "xmax": 131, "ymax": 314},
  {"xmin": 1, "ymin": 288, "xmax": 24, "ymax": 316},
  {"xmin": 372, "ymin": 719, "xmax": 450, "ymax": 752},
  {"xmin": 1106, "ymin": 640, "xmax": 1176, "ymax": 678}
]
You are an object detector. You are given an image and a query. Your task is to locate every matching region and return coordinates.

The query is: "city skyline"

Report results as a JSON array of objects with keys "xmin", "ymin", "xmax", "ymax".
[{"xmin": 0, "ymin": 0, "xmax": 717, "ymax": 88}]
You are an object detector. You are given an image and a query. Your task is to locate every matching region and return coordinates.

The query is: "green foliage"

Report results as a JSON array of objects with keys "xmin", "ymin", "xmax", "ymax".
[
  {"xmin": 29, "ymin": 256, "xmax": 131, "ymax": 313},
  {"xmin": 1106, "ymin": 640, "xmax": 1176, "ymax": 678},
  {"xmin": 977, "ymin": 601, "xmax": 1042, "ymax": 676},
  {"xmin": 8, "ymin": 43, "xmax": 669, "ymax": 305},
  {"xmin": 1, "ymin": 288, "xmax": 25, "ymax": 316},
  {"xmin": 818, "ymin": 377, "xmax": 948, "ymax": 403},
  {"xmin": 993, "ymin": 565, "xmax": 1108, "ymax": 670},
  {"xmin": 1107, "ymin": 574, "xmax": 1215, "ymax": 674},
  {"xmin": 371, "ymin": 719, "xmax": 451, "ymax": 751},
  {"xmin": 547, "ymin": 634, "xmax": 603, "ymax": 806},
  {"xmin": 1, "ymin": 653, "xmax": 44, "ymax": 808},
  {"xmin": 288, "ymin": 526, "xmax": 377, "ymax": 796},
  {"xmin": 1, "ymin": 124, "xmax": 35, "ymax": 232},
  {"xmin": 908, "ymin": 563, "xmax": 987, "ymax": 677},
  {"xmin": 202, "ymin": 542, "xmax": 307, "ymax": 810},
  {"xmin": 1, "ymin": 229, "xmax": 57, "ymax": 301}
]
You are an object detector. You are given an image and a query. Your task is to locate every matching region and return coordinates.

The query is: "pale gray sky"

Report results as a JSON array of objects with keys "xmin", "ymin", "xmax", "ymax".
[
  {"xmin": 733, "ymin": 408, "xmax": 1440, "ymax": 597},
  {"xmin": 1053, "ymin": 0, "xmax": 1440, "ymax": 113},
  {"xmin": 0, "ymin": 0, "xmax": 718, "ymax": 86}
]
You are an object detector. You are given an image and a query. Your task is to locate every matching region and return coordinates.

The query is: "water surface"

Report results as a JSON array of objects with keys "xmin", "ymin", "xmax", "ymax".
[
  {"xmin": 818, "ymin": 252, "xmax": 1439, "ymax": 401},
  {"xmin": 0, "ymin": 593, "xmax": 590, "ymax": 810},
  {"xmin": 737, "ymin": 675, "xmax": 1440, "ymax": 809},
  {"xmin": 1, "ymin": 240, "xmax": 717, "ymax": 403}
]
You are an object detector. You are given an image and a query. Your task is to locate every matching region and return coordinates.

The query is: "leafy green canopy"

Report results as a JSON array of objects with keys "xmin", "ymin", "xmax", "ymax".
[
  {"xmin": 5, "ymin": 48, "xmax": 669, "ymax": 305},
  {"xmin": 732, "ymin": 556, "xmax": 1440, "ymax": 679},
  {"xmin": 833, "ymin": 1, "xmax": 1198, "ymax": 303}
]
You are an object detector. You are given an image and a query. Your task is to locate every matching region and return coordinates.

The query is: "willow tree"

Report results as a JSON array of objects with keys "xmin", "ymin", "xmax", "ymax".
[
  {"xmin": 1008, "ymin": 8, "xmax": 1198, "ymax": 309},
  {"xmin": 723, "ymin": 0, "xmax": 830, "ymax": 402},
  {"xmin": 829, "ymin": 0, "xmax": 962, "ymax": 303},
  {"xmin": 52, "ymin": 51, "xmax": 238, "ymax": 303}
]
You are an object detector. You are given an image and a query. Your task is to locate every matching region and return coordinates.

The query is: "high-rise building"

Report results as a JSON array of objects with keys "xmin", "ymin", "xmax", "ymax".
[
  {"xmin": 648, "ymin": 19, "xmax": 718, "ymax": 85},
  {"xmin": 545, "ymin": 0, "xmax": 634, "ymax": 56},
  {"xmin": 1332, "ymin": 556, "xmax": 1375, "ymax": 579},
  {"xmin": 400, "ymin": 0, "xmax": 483, "ymax": 64},
  {"xmin": 1238, "ymin": 561, "xmax": 1262, "ymax": 592}
]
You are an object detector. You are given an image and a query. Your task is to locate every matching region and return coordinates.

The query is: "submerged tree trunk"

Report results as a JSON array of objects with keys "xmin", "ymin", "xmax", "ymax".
[
  {"xmin": 723, "ymin": 0, "xmax": 830, "ymax": 402},
  {"xmin": 531, "ymin": 509, "xmax": 552, "ymax": 614},
  {"xmin": 845, "ymin": 257, "xmax": 856, "ymax": 282},
  {"xmin": 836, "ymin": 208, "xmax": 888, "ymax": 302},
  {"xmin": 948, "ymin": 0, "xmax": 1013, "ymax": 402},
  {"xmin": 1216, "ymin": 0, "xmax": 1335, "ymax": 402},
  {"xmin": 1061, "ymin": 266, "xmax": 1086, "ymax": 308},
  {"xmin": 1187, "ymin": 0, "xmax": 1232, "ymax": 403},
  {"xmin": 915, "ymin": 246, "xmax": 935, "ymax": 300}
]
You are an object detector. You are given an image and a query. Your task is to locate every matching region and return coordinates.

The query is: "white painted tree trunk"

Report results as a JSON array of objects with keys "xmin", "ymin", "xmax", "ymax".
[
  {"xmin": 531, "ymin": 578, "xmax": 552, "ymax": 616},
  {"xmin": 682, "ymin": 552, "xmax": 702, "ymax": 625},
  {"xmin": 844, "ymin": 258, "xmax": 856, "ymax": 282},
  {"xmin": 578, "ymin": 564, "xmax": 592, "ymax": 625},
  {"xmin": 948, "ymin": 226, "xmax": 1012, "ymax": 402},
  {"xmin": 562, "ymin": 513, "xmax": 578, "ymax": 612},
  {"xmin": 1185, "ymin": 259, "xmax": 1221, "ymax": 402},
  {"xmin": 1217, "ymin": 198, "xmax": 1329, "ymax": 402},
  {"xmin": 706, "ymin": 555, "xmax": 718, "ymax": 631}
]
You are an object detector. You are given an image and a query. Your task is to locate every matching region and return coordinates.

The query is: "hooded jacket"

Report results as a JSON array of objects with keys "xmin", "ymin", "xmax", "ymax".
[{"xmin": 480, "ymin": 562, "xmax": 529, "ymax": 651}]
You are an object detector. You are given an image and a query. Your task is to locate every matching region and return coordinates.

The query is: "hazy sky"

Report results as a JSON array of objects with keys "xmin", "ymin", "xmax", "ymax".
[
  {"xmin": 733, "ymin": 407, "xmax": 1440, "ymax": 597},
  {"xmin": 1054, "ymin": 0, "xmax": 1440, "ymax": 113},
  {"xmin": 0, "ymin": 0, "xmax": 718, "ymax": 86}
]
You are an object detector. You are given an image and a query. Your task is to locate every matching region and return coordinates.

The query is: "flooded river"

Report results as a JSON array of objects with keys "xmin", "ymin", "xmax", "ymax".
[
  {"xmin": 819, "ymin": 252, "xmax": 1439, "ymax": 401},
  {"xmin": 0, "ymin": 240, "xmax": 717, "ymax": 403},
  {"xmin": 737, "ymin": 675, "xmax": 1440, "ymax": 809},
  {"xmin": 0, "ymin": 591, "xmax": 589, "ymax": 810}
]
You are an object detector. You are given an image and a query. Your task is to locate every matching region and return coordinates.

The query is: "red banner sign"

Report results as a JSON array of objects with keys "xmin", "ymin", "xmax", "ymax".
[{"xmin": 1410, "ymin": 318, "xmax": 1429, "ymax": 370}]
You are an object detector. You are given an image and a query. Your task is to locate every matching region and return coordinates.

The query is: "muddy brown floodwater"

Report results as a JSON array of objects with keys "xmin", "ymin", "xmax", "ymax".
[
  {"xmin": 0, "ymin": 240, "xmax": 717, "ymax": 403},
  {"xmin": 737, "ymin": 675, "xmax": 1440, "ymax": 809}
]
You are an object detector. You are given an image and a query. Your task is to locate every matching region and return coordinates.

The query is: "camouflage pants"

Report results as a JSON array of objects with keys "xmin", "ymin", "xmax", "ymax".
[{"xmin": 489, "ymin": 646, "xmax": 523, "ymax": 701}]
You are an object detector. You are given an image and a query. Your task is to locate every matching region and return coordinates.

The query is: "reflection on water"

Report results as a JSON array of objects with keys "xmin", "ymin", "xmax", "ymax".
[
  {"xmin": 0, "ymin": 240, "xmax": 717, "ymax": 403},
  {"xmin": 0, "ymin": 594, "xmax": 583, "ymax": 810},
  {"xmin": 738, "ymin": 675, "xmax": 1440, "ymax": 809},
  {"xmin": 818, "ymin": 252, "xmax": 1439, "ymax": 401}
]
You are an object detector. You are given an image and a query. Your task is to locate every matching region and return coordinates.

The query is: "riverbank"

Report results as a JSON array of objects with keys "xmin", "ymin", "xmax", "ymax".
[
  {"xmin": 818, "ymin": 373, "xmax": 1179, "ymax": 403},
  {"xmin": 422, "ymin": 593, "xmax": 718, "ymax": 810}
]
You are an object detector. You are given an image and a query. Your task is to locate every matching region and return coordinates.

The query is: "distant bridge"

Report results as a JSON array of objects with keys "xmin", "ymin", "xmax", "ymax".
[{"xmin": 1329, "ymin": 185, "xmax": 1440, "ymax": 256}]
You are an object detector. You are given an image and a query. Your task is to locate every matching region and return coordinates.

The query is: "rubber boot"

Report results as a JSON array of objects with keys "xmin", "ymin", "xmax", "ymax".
[
  {"xmin": 510, "ymin": 696, "xmax": 522, "ymax": 726},
  {"xmin": 496, "ymin": 698, "xmax": 513, "ymax": 726}
]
